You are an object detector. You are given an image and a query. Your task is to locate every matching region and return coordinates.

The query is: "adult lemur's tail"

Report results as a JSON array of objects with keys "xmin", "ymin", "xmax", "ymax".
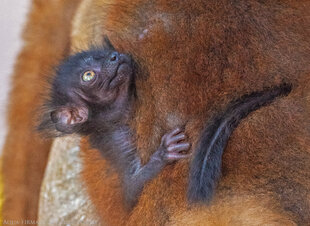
[{"xmin": 187, "ymin": 83, "xmax": 292, "ymax": 203}]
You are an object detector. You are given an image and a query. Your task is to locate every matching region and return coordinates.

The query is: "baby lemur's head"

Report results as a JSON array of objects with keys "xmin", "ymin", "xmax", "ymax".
[{"xmin": 39, "ymin": 38, "xmax": 135, "ymax": 135}]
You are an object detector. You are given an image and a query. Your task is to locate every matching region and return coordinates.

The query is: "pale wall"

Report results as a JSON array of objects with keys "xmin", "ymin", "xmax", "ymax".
[{"xmin": 0, "ymin": 0, "xmax": 31, "ymax": 152}]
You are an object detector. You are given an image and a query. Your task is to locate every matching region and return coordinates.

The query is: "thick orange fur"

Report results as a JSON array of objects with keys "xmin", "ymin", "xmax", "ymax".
[
  {"xmin": 1, "ymin": 0, "xmax": 81, "ymax": 222},
  {"xmin": 3, "ymin": 0, "xmax": 310, "ymax": 225},
  {"xmin": 75, "ymin": 0, "xmax": 310, "ymax": 225}
]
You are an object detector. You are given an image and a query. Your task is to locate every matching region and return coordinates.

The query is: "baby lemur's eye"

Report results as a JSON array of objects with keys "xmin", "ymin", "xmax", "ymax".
[{"xmin": 82, "ymin": 70, "xmax": 96, "ymax": 82}]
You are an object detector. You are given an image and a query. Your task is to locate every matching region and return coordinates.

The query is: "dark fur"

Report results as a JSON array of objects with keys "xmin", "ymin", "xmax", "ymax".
[
  {"xmin": 38, "ymin": 38, "xmax": 125, "ymax": 136},
  {"xmin": 188, "ymin": 83, "xmax": 292, "ymax": 203},
  {"xmin": 38, "ymin": 41, "xmax": 190, "ymax": 209}
]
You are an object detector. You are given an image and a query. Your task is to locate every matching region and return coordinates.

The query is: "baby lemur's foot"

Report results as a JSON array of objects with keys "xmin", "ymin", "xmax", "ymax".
[{"xmin": 159, "ymin": 127, "xmax": 191, "ymax": 162}]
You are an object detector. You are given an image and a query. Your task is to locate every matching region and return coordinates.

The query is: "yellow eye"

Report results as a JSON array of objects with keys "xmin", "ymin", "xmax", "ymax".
[{"xmin": 82, "ymin": 70, "xmax": 96, "ymax": 82}]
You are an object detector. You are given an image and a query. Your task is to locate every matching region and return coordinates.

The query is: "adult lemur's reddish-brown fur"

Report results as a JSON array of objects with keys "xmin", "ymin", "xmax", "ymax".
[
  {"xmin": 78, "ymin": 1, "xmax": 310, "ymax": 225},
  {"xmin": 1, "ymin": 0, "xmax": 82, "ymax": 222},
  {"xmin": 3, "ymin": 0, "xmax": 310, "ymax": 225}
]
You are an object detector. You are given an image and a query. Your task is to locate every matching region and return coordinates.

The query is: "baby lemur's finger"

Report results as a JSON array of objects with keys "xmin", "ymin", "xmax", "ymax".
[
  {"xmin": 166, "ymin": 133, "xmax": 186, "ymax": 146},
  {"xmin": 166, "ymin": 153, "xmax": 191, "ymax": 160},
  {"xmin": 167, "ymin": 143, "xmax": 190, "ymax": 152},
  {"xmin": 167, "ymin": 127, "xmax": 182, "ymax": 138}
]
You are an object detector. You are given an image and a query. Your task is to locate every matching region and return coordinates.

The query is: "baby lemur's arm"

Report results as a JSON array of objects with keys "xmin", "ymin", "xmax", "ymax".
[{"xmin": 100, "ymin": 126, "xmax": 189, "ymax": 208}]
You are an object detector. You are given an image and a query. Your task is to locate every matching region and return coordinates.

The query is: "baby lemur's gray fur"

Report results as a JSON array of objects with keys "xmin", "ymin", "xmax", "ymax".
[{"xmin": 39, "ymin": 39, "xmax": 190, "ymax": 209}]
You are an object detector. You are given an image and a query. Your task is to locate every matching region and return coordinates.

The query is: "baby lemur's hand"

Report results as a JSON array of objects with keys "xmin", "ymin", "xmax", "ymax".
[{"xmin": 159, "ymin": 127, "xmax": 191, "ymax": 162}]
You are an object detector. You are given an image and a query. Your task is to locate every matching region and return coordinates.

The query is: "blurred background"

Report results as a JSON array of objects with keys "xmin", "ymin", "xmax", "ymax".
[{"xmin": 0, "ymin": 0, "xmax": 31, "ymax": 152}]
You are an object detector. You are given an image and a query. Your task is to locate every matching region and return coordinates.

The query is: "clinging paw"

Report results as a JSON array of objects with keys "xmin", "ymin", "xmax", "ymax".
[{"xmin": 160, "ymin": 127, "xmax": 191, "ymax": 162}]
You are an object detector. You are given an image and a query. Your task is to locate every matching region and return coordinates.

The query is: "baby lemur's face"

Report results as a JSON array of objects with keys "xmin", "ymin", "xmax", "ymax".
[
  {"xmin": 44, "ymin": 47, "xmax": 135, "ymax": 134},
  {"xmin": 54, "ymin": 48, "xmax": 133, "ymax": 105}
]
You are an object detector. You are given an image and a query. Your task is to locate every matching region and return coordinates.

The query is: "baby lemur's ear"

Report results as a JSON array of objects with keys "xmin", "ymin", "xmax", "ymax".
[{"xmin": 50, "ymin": 106, "xmax": 88, "ymax": 134}]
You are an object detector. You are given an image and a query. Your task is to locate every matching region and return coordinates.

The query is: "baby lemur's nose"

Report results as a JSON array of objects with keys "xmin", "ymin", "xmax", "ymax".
[{"xmin": 109, "ymin": 52, "xmax": 119, "ymax": 63}]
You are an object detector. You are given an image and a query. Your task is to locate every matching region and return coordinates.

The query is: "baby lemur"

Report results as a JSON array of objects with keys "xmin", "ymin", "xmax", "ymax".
[{"xmin": 39, "ymin": 39, "xmax": 190, "ymax": 209}]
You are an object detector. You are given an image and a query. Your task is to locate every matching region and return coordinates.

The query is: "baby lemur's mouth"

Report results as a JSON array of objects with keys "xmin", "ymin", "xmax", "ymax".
[{"xmin": 108, "ymin": 62, "xmax": 132, "ymax": 88}]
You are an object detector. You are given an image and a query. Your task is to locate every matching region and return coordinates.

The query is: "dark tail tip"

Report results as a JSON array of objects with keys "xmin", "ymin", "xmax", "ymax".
[
  {"xmin": 187, "ymin": 83, "xmax": 292, "ymax": 204},
  {"xmin": 278, "ymin": 83, "xmax": 292, "ymax": 96}
]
